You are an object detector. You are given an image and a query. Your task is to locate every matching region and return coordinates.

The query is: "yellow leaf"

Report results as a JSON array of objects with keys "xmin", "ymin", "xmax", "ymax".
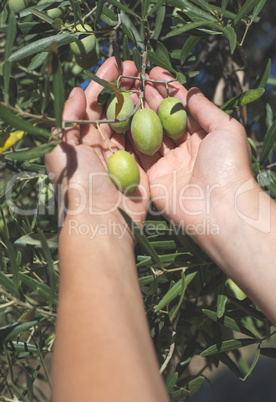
[
  {"xmin": 0, "ymin": 130, "xmax": 27, "ymax": 154},
  {"xmin": 109, "ymin": 82, "xmax": 124, "ymax": 119}
]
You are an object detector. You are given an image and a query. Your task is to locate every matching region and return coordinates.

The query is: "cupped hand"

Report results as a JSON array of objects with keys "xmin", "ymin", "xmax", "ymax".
[
  {"xmin": 137, "ymin": 67, "xmax": 253, "ymax": 236},
  {"xmin": 45, "ymin": 57, "xmax": 149, "ymax": 228}
]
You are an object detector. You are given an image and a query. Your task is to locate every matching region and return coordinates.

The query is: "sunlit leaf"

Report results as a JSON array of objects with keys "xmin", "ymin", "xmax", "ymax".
[
  {"xmin": 221, "ymin": 88, "xmax": 265, "ymax": 114},
  {"xmin": 202, "ymin": 309, "xmax": 257, "ymax": 337},
  {"xmin": 166, "ymin": 371, "xmax": 178, "ymax": 394},
  {"xmin": 254, "ymin": 58, "xmax": 271, "ymax": 89},
  {"xmin": 201, "ymin": 338, "xmax": 258, "ymax": 357},
  {"xmin": 234, "ymin": 0, "xmax": 260, "ymax": 25},
  {"xmin": 4, "ymin": 141, "xmax": 60, "ymax": 161},
  {"xmin": 155, "ymin": 272, "xmax": 197, "ymax": 312},
  {"xmin": 9, "ymin": 33, "xmax": 78, "ymax": 62},
  {"xmin": 0, "ymin": 130, "xmax": 27, "ymax": 154},
  {"xmin": 0, "ymin": 104, "xmax": 50, "ymax": 139}
]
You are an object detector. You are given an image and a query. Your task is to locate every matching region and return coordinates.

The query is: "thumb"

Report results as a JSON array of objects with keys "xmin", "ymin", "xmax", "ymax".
[{"xmin": 63, "ymin": 87, "xmax": 87, "ymax": 146}]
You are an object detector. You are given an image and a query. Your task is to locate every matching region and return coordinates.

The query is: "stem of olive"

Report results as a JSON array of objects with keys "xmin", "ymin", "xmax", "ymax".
[{"xmin": 96, "ymin": 123, "xmax": 115, "ymax": 154}]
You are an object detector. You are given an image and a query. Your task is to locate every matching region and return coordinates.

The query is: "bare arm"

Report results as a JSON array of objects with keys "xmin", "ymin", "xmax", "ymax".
[
  {"xmin": 46, "ymin": 58, "xmax": 169, "ymax": 401},
  {"xmin": 52, "ymin": 213, "xmax": 168, "ymax": 401}
]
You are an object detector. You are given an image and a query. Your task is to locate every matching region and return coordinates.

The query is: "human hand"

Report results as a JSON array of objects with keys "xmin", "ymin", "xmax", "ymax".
[
  {"xmin": 137, "ymin": 67, "xmax": 253, "ymax": 241},
  {"xmin": 45, "ymin": 57, "xmax": 149, "ymax": 229}
]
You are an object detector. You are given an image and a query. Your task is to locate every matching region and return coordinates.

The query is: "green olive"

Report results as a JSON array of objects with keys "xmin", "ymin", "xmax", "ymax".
[
  {"xmin": 46, "ymin": 6, "xmax": 66, "ymax": 19},
  {"xmin": 106, "ymin": 92, "xmax": 134, "ymax": 134},
  {"xmin": 70, "ymin": 24, "xmax": 99, "ymax": 69},
  {"xmin": 226, "ymin": 278, "xmax": 247, "ymax": 301},
  {"xmin": 8, "ymin": 0, "xmax": 28, "ymax": 13},
  {"xmin": 158, "ymin": 97, "xmax": 187, "ymax": 140},
  {"xmin": 107, "ymin": 150, "xmax": 140, "ymax": 194},
  {"xmin": 131, "ymin": 108, "xmax": 163, "ymax": 156}
]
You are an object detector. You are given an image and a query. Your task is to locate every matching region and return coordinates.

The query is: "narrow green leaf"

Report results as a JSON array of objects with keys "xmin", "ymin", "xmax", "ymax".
[
  {"xmin": 221, "ymin": 88, "xmax": 265, "ymax": 114},
  {"xmin": 148, "ymin": 50, "xmax": 176, "ymax": 74},
  {"xmin": 5, "ymin": 321, "xmax": 38, "ymax": 341},
  {"xmin": 251, "ymin": 0, "xmax": 266, "ymax": 22},
  {"xmin": 190, "ymin": 0, "xmax": 213, "ymax": 14},
  {"xmin": 38, "ymin": 229, "xmax": 57, "ymax": 309},
  {"xmin": 152, "ymin": 4, "xmax": 165, "ymax": 40},
  {"xmin": 112, "ymin": 40, "xmax": 122, "ymax": 74},
  {"xmin": 218, "ymin": 352, "xmax": 244, "ymax": 378},
  {"xmin": 222, "ymin": 26, "xmax": 237, "ymax": 54},
  {"xmin": 4, "ymin": 11, "xmax": 16, "ymax": 59},
  {"xmin": 169, "ymin": 271, "xmax": 186, "ymax": 326},
  {"xmin": 171, "ymin": 388, "xmax": 189, "ymax": 402},
  {"xmin": 52, "ymin": 46, "xmax": 64, "ymax": 129},
  {"xmin": 29, "ymin": 7, "xmax": 54, "ymax": 24},
  {"xmin": 5, "ymin": 237, "xmax": 19, "ymax": 294},
  {"xmin": 84, "ymin": 70, "xmax": 112, "ymax": 90},
  {"xmin": 200, "ymin": 338, "xmax": 258, "ymax": 357},
  {"xmin": 4, "ymin": 141, "xmax": 59, "ymax": 161},
  {"xmin": 202, "ymin": 309, "xmax": 257, "ymax": 337},
  {"xmin": 167, "ymin": 0, "xmax": 217, "ymax": 21},
  {"xmin": 9, "ymin": 33, "xmax": 77, "ymax": 62},
  {"xmin": 155, "ymin": 272, "xmax": 197, "ymax": 312},
  {"xmin": 166, "ymin": 21, "xmax": 218, "ymax": 38},
  {"xmin": 260, "ymin": 120, "xmax": 276, "ymax": 165},
  {"xmin": 0, "ymin": 270, "xmax": 18, "ymax": 297},
  {"xmin": 132, "ymin": 48, "xmax": 142, "ymax": 73},
  {"xmin": 95, "ymin": 0, "xmax": 105, "ymax": 25},
  {"xmin": 260, "ymin": 347, "xmax": 276, "ymax": 359},
  {"xmin": 265, "ymin": 103, "xmax": 273, "ymax": 129},
  {"xmin": 27, "ymin": 52, "xmax": 48, "ymax": 71},
  {"xmin": 221, "ymin": 0, "xmax": 230, "ymax": 16},
  {"xmin": 234, "ymin": 0, "xmax": 260, "ymax": 25},
  {"xmin": 119, "ymin": 208, "xmax": 164, "ymax": 269},
  {"xmin": 242, "ymin": 348, "xmax": 260, "ymax": 381},
  {"xmin": 228, "ymin": 296, "xmax": 267, "ymax": 322},
  {"xmin": 254, "ymin": 58, "xmax": 271, "ymax": 89},
  {"xmin": 6, "ymin": 341, "xmax": 37, "ymax": 354},
  {"xmin": 183, "ymin": 376, "xmax": 205, "ymax": 397},
  {"xmin": 180, "ymin": 36, "xmax": 200, "ymax": 65},
  {"xmin": 19, "ymin": 272, "xmax": 58, "ymax": 306},
  {"xmin": 217, "ymin": 294, "xmax": 227, "ymax": 319},
  {"xmin": 136, "ymin": 252, "xmax": 190, "ymax": 268},
  {"xmin": 0, "ymin": 104, "xmax": 50, "ymax": 139},
  {"xmin": 165, "ymin": 371, "xmax": 178, "ymax": 394},
  {"xmin": 141, "ymin": 0, "xmax": 151, "ymax": 18},
  {"xmin": 122, "ymin": 35, "xmax": 131, "ymax": 60},
  {"xmin": 146, "ymin": 0, "xmax": 164, "ymax": 18},
  {"xmin": 106, "ymin": 0, "xmax": 140, "ymax": 19},
  {"xmin": 15, "ymin": 233, "xmax": 58, "ymax": 248},
  {"xmin": 4, "ymin": 11, "xmax": 16, "ymax": 102}
]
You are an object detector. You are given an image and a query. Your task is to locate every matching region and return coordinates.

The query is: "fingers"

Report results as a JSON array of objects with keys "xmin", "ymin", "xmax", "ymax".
[
  {"xmin": 187, "ymin": 87, "xmax": 245, "ymax": 134},
  {"xmin": 85, "ymin": 57, "xmax": 138, "ymax": 121},
  {"xmin": 149, "ymin": 66, "xmax": 189, "ymax": 106},
  {"xmin": 147, "ymin": 67, "xmax": 202, "ymax": 135}
]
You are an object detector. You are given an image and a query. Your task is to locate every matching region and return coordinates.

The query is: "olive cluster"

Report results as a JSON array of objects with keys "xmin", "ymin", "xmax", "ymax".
[{"xmin": 106, "ymin": 91, "xmax": 187, "ymax": 194}]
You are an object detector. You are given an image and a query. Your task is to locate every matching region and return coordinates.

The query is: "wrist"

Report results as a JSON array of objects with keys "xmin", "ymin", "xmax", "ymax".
[
  {"xmin": 194, "ymin": 177, "xmax": 270, "ymax": 266},
  {"xmin": 59, "ymin": 209, "xmax": 136, "ymax": 249}
]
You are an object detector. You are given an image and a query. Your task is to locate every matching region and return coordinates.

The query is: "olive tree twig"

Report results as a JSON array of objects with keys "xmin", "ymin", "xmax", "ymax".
[{"xmin": 160, "ymin": 330, "xmax": 177, "ymax": 374}]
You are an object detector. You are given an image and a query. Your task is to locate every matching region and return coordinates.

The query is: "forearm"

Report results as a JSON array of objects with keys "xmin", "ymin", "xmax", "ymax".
[
  {"xmin": 196, "ymin": 179, "xmax": 276, "ymax": 325},
  {"xmin": 52, "ymin": 213, "xmax": 168, "ymax": 402}
]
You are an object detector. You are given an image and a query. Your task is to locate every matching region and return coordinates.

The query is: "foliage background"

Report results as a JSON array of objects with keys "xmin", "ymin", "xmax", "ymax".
[{"xmin": 0, "ymin": 0, "xmax": 276, "ymax": 400}]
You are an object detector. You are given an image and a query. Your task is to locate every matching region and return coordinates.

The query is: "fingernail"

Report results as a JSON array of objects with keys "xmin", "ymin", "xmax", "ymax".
[{"xmin": 69, "ymin": 87, "xmax": 77, "ymax": 98}]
